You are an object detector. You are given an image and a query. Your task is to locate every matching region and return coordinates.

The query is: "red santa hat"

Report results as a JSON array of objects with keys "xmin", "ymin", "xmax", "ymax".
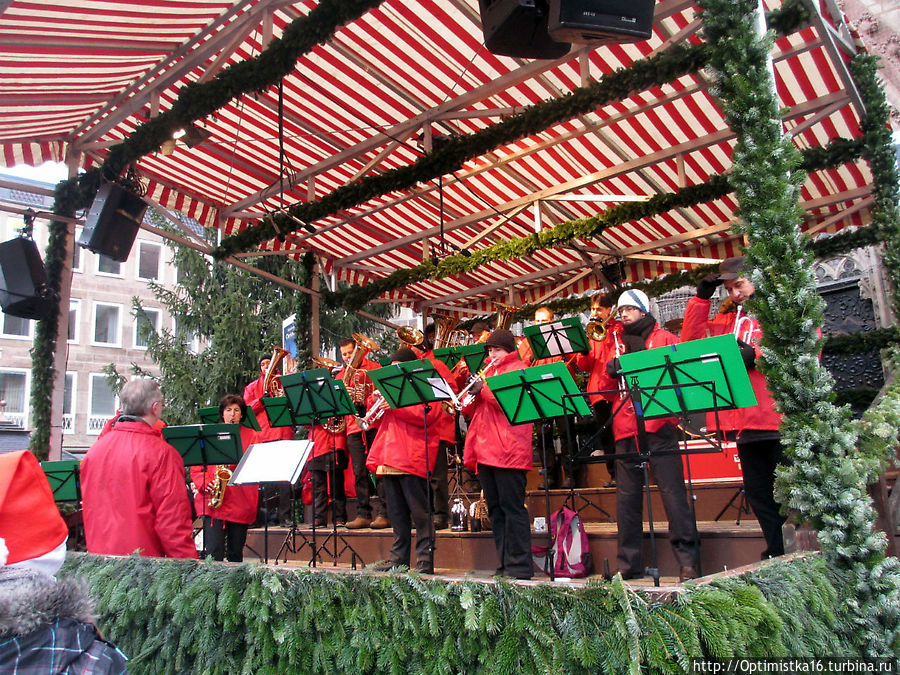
[{"xmin": 0, "ymin": 450, "xmax": 68, "ymax": 567}]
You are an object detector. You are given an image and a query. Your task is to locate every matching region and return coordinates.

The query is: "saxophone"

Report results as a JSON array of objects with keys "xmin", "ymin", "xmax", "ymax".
[{"xmin": 208, "ymin": 465, "xmax": 233, "ymax": 509}]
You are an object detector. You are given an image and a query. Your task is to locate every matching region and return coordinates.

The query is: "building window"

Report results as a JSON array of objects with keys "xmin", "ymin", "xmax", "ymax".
[
  {"xmin": 91, "ymin": 302, "xmax": 122, "ymax": 347},
  {"xmin": 96, "ymin": 253, "xmax": 122, "ymax": 276},
  {"xmin": 68, "ymin": 299, "xmax": 80, "ymax": 344},
  {"xmin": 1, "ymin": 313, "xmax": 31, "ymax": 339},
  {"xmin": 137, "ymin": 241, "xmax": 161, "ymax": 281},
  {"xmin": 72, "ymin": 228, "xmax": 83, "ymax": 273},
  {"xmin": 87, "ymin": 374, "xmax": 117, "ymax": 435},
  {"xmin": 0, "ymin": 369, "xmax": 28, "ymax": 428},
  {"xmin": 134, "ymin": 308, "xmax": 160, "ymax": 349},
  {"xmin": 173, "ymin": 317, "xmax": 201, "ymax": 354},
  {"xmin": 62, "ymin": 372, "xmax": 75, "ymax": 434}
]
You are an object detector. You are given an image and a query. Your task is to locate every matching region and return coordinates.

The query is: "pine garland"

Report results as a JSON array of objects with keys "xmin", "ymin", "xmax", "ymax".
[
  {"xmin": 60, "ymin": 552, "xmax": 858, "ymax": 674},
  {"xmin": 698, "ymin": 0, "xmax": 900, "ymax": 656}
]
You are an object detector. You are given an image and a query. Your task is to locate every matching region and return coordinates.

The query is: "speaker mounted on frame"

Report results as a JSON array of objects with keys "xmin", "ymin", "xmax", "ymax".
[
  {"xmin": 78, "ymin": 178, "xmax": 148, "ymax": 263},
  {"xmin": 547, "ymin": 0, "xmax": 655, "ymax": 45},
  {"xmin": 478, "ymin": 0, "xmax": 571, "ymax": 59},
  {"xmin": 0, "ymin": 235, "xmax": 53, "ymax": 321}
]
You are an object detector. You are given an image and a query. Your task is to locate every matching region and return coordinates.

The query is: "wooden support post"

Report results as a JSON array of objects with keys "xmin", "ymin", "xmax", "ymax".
[{"xmin": 311, "ymin": 258, "xmax": 320, "ymax": 358}]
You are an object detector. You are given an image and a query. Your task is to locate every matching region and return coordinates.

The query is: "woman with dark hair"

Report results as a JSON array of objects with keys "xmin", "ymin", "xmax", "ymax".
[{"xmin": 190, "ymin": 394, "xmax": 259, "ymax": 562}]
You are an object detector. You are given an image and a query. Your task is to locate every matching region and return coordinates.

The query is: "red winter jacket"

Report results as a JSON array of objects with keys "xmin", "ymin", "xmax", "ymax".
[
  {"xmin": 365, "ymin": 398, "xmax": 444, "ymax": 479},
  {"xmin": 309, "ymin": 423, "xmax": 348, "ymax": 459},
  {"xmin": 594, "ymin": 324, "xmax": 680, "ymax": 442},
  {"xmin": 463, "ymin": 350, "xmax": 533, "ymax": 472},
  {"xmin": 243, "ymin": 375, "xmax": 294, "ymax": 443},
  {"xmin": 680, "ymin": 296, "xmax": 782, "ymax": 434},
  {"xmin": 190, "ymin": 425, "xmax": 259, "ymax": 524},
  {"xmin": 574, "ymin": 320, "xmax": 623, "ymax": 405},
  {"xmin": 340, "ymin": 357, "xmax": 380, "ymax": 436},
  {"xmin": 81, "ymin": 420, "xmax": 197, "ymax": 559},
  {"xmin": 420, "ymin": 351, "xmax": 458, "ymax": 443}
]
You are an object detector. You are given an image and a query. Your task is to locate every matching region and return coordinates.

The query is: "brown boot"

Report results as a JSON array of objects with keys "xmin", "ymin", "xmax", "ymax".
[
  {"xmin": 370, "ymin": 515, "xmax": 391, "ymax": 529},
  {"xmin": 678, "ymin": 566, "xmax": 699, "ymax": 582},
  {"xmin": 345, "ymin": 516, "xmax": 372, "ymax": 529}
]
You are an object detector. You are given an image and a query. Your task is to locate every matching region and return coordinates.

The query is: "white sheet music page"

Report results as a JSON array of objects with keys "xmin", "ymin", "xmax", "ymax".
[
  {"xmin": 539, "ymin": 322, "xmax": 571, "ymax": 356},
  {"xmin": 231, "ymin": 440, "xmax": 313, "ymax": 485}
]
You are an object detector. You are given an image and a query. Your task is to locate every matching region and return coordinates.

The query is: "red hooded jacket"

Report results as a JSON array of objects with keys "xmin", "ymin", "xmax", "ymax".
[
  {"xmin": 190, "ymin": 425, "xmax": 259, "ymax": 524},
  {"xmin": 243, "ymin": 375, "xmax": 294, "ymax": 443},
  {"xmin": 365, "ymin": 399, "xmax": 444, "ymax": 479}
]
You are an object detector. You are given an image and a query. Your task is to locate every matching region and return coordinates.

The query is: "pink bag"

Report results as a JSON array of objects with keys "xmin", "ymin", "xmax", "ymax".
[{"xmin": 532, "ymin": 506, "xmax": 594, "ymax": 578}]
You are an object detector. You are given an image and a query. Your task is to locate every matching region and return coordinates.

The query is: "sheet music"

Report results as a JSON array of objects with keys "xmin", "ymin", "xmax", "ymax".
[
  {"xmin": 539, "ymin": 322, "xmax": 572, "ymax": 356},
  {"xmin": 231, "ymin": 440, "xmax": 313, "ymax": 485},
  {"xmin": 427, "ymin": 376, "xmax": 453, "ymax": 400}
]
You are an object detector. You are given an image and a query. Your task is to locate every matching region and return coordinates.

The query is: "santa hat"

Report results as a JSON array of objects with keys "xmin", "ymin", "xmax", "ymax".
[{"xmin": 0, "ymin": 450, "xmax": 68, "ymax": 573}]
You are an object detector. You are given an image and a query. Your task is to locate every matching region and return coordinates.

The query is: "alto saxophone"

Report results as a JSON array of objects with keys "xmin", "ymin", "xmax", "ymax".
[{"xmin": 208, "ymin": 465, "xmax": 233, "ymax": 509}]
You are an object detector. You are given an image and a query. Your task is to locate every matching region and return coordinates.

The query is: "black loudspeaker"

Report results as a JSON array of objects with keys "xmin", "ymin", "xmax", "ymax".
[
  {"xmin": 548, "ymin": 0, "xmax": 655, "ymax": 44},
  {"xmin": 479, "ymin": 0, "xmax": 571, "ymax": 59},
  {"xmin": 0, "ymin": 237, "xmax": 52, "ymax": 320},
  {"xmin": 78, "ymin": 183, "xmax": 147, "ymax": 263}
]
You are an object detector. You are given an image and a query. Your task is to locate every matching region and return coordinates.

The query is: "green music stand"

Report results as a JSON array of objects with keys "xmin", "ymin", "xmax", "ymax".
[
  {"xmin": 523, "ymin": 317, "xmax": 589, "ymax": 360},
  {"xmin": 486, "ymin": 361, "xmax": 593, "ymax": 580},
  {"xmin": 198, "ymin": 405, "xmax": 261, "ymax": 430},
  {"xmin": 432, "ymin": 346, "xmax": 463, "ymax": 370},
  {"xmin": 281, "ymin": 368, "xmax": 356, "ymax": 426},
  {"xmin": 261, "ymin": 396, "xmax": 301, "ymax": 427},
  {"xmin": 162, "ymin": 423, "xmax": 243, "ymax": 468},
  {"xmin": 41, "ymin": 460, "xmax": 80, "ymax": 503},
  {"xmin": 458, "ymin": 343, "xmax": 488, "ymax": 373}
]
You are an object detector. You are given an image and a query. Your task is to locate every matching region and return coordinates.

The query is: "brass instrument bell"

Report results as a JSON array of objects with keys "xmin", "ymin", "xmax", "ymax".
[
  {"xmin": 263, "ymin": 346, "xmax": 290, "ymax": 397},
  {"xmin": 493, "ymin": 302, "xmax": 519, "ymax": 330},
  {"xmin": 397, "ymin": 325, "xmax": 424, "ymax": 346}
]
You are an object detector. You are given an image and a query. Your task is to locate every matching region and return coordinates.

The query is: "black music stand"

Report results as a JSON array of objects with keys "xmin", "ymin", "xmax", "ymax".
[
  {"xmin": 487, "ymin": 362, "xmax": 592, "ymax": 580},
  {"xmin": 368, "ymin": 359, "xmax": 455, "ymax": 565},
  {"xmin": 230, "ymin": 439, "xmax": 313, "ymax": 563},
  {"xmin": 198, "ymin": 405, "xmax": 261, "ymax": 431},
  {"xmin": 282, "ymin": 368, "xmax": 361, "ymax": 568}
]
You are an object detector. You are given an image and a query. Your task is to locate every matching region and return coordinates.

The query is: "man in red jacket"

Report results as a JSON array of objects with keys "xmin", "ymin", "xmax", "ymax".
[
  {"xmin": 463, "ymin": 329, "xmax": 534, "ymax": 580},
  {"xmin": 366, "ymin": 348, "xmax": 444, "ymax": 574},
  {"xmin": 681, "ymin": 256, "xmax": 787, "ymax": 558},
  {"xmin": 599, "ymin": 290, "xmax": 699, "ymax": 581},
  {"xmin": 81, "ymin": 378, "xmax": 197, "ymax": 559}
]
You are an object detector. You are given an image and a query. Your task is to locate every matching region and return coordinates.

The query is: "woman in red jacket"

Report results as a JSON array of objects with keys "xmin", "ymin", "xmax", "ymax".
[
  {"xmin": 191, "ymin": 394, "xmax": 259, "ymax": 562},
  {"xmin": 366, "ymin": 348, "xmax": 444, "ymax": 573},
  {"xmin": 463, "ymin": 329, "xmax": 534, "ymax": 580}
]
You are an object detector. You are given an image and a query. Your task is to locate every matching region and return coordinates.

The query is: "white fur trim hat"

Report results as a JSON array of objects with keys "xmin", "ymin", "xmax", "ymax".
[{"xmin": 615, "ymin": 289, "xmax": 651, "ymax": 314}]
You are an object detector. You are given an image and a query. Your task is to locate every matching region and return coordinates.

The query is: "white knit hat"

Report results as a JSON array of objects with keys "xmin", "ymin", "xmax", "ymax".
[{"xmin": 615, "ymin": 289, "xmax": 651, "ymax": 314}]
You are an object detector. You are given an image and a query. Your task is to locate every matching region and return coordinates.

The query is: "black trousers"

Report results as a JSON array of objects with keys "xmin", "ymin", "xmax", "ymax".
[
  {"xmin": 382, "ymin": 474, "xmax": 434, "ymax": 571},
  {"xmin": 736, "ymin": 438, "xmax": 787, "ymax": 558},
  {"xmin": 593, "ymin": 400, "xmax": 616, "ymax": 480},
  {"xmin": 347, "ymin": 429, "xmax": 386, "ymax": 518},
  {"xmin": 202, "ymin": 516, "xmax": 248, "ymax": 562},
  {"xmin": 477, "ymin": 464, "xmax": 532, "ymax": 579},
  {"xmin": 535, "ymin": 417, "xmax": 573, "ymax": 487},
  {"xmin": 310, "ymin": 452, "xmax": 347, "ymax": 525},
  {"xmin": 431, "ymin": 439, "xmax": 452, "ymax": 520},
  {"xmin": 614, "ymin": 427, "xmax": 699, "ymax": 575}
]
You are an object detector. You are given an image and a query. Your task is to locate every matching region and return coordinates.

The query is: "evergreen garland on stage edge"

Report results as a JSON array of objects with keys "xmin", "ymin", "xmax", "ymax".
[
  {"xmin": 698, "ymin": 0, "xmax": 900, "ymax": 656},
  {"xmin": 60, "ymin": 553, "xmax": 860, "ymax": 674}
]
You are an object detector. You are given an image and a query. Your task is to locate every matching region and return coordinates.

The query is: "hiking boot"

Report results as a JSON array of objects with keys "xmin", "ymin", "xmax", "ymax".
[
  {"xmin": 345, "ymin": 516, "xmax": 372, "ymax": 529},
  {"xmin": 370, "ymin": 515, "xmax": 391, "ymax": 529}
]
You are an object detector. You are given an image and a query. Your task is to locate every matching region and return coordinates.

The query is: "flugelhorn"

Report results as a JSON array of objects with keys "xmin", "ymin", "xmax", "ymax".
[
  {"xmin": 447, "ymin": 357, "xmax": 499, "ymax": 411},
  {"xmin": 733, "ymin": 309, "xmax": 755, "ymax": 343},
  {"xmin": 355, "ymin": 390, "xmax": 386, "ymax": 431}
]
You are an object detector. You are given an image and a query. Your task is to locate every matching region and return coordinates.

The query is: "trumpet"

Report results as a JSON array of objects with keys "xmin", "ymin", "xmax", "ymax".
[
  {"xmin": 355, "ymin": 391, "xmax": 386, "ymax": 431},
  {"xmin": 733, "ymin": 307, "xmax": 755, "ymax": 343},
  {"xmin": 446, "ymin": 358, "xmax": 499, "ymax": 411},
  {"xmin": 208, "ymin": 465, "xmax": 233, "ymax": 509}
]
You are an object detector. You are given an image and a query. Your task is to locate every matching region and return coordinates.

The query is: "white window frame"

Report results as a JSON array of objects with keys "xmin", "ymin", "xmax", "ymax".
[
  {"xmin": 91, "ymin": 301, "xmax": 123, "ymax": 348},
  {"xmin": 87, "ymin": 373, "xmax": 118, "ymax": 436},
  {"xmin": 62, "ymin": 371, "xmax": 76, "ymax": 434},
  {"xmin": 95, "ymin": 252, "xmax": 123, "ymax": 278},
  {"xmin": 0, "ymin": 367, "xmax": 31, "ymax": 429},
  {"xmin": 133, "ymin": 307, "xmax": 161, "ymax": 349},
  {"xmin": 1, "ymin": 313, "xmax": 33, "ymax": 340},
  {"xmin": 67, "ymin": 298, "xmax": 80, "ymax": 344},
  {"xmin": 136, "ymin": 240, "xmax": 162, "ymax": 282},
  {"xmin": 72, "ymin": 227, "xmax": 83, "ymax": 273}
]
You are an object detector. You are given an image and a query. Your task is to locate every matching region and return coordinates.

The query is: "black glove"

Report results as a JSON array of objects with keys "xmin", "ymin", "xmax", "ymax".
[
  {"xmin": 696, "ymin": 274, "xmax": 723, "ymax": 300},
  {"xmin": 606, "ymin": 358, "xmax": 621, "ymax": 377},
  {"xmin": 736, "ymin": 339, "xmax": 756, "ymax": 369}
]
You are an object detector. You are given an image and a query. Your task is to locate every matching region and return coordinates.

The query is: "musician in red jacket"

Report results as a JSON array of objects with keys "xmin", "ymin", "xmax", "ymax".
[
  {"xmin": 81, "ymin": 378, "xmax": 197, "ymax": 559},
  {"xmin": 573, "ymin": 292, "xmax": 620, "ymax": 486},
  {"xmin": 598, "ymin": 290, "xmax": 699, "ymax": 581},
  {"xmin": 190, "ymin": 394, "xmax": 259, "ymax": 562},
  {"xmin": 366, "ymin": 348, "xmax": 444, "ymax": 574},
  {"xmin": 681, "ymin": 256, "xmax": 787, "ymax": 558},
  {"xmin": 463, "ymin": 329, "xmax": 533, "ymax": 580}
]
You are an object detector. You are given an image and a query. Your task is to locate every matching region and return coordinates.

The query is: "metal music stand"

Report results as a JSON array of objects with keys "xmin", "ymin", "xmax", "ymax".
[
  {"xmin": 588, "ymin": 335, "xmax": 753, "ymax": 586},
  {"xmin": 487, "ymin": 361, "xmax": 592, "ymax": 580},
  {"xmin": 368, "ymin": 359, "xmax": 455, "ymax": 564},
  {"xmin": 230, "ymin": 439, "xmax": 313, "ymax": 564},
  {"xmin": 522, "ymin": 316, "xmax": 590, "ymax": 360},
  {"xmin": 281, "ymin": 368, "xmax": 361, "ymax": 568},
  {"xmin": 457, "ymin": 343, "xmax": 488, "ymax": 373}
]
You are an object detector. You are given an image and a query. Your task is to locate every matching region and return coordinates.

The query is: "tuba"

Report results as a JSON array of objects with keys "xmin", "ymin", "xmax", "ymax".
[
  {"xmin": 493, "ymin": 303, "xmax": 519, "ymax": 330},
  {"xmin": 432, "ymin": 313, "xmax": 460, "ymax": 349},
  {"xmin": 397, "ymin": 325, "xmax": 425, "ymax": 347},
  {"xmin": 310, "ymin": 357, "xmax": 346, "ymax": 433},
  {"xmin": 208, "ymin": 465, "xmax": 233, "ymax": 509},
  {"xmin": 345, "ymin": 333, "xmax": 380, "ymax": 403},
  {"xmin": 264, "ymin": 346, "xmax": 290, "ymax": 397}
]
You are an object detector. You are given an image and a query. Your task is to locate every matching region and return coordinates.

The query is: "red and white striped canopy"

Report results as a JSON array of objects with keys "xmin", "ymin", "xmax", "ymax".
[{"xmin": 0, "ymin": 0, "xmax": 874, "ymax": 313}]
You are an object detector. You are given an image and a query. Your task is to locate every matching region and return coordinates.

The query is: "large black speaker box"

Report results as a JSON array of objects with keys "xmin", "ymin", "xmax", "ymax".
[
  {"xmin": 548, "ymin": 0, "xmax": 655, "ymax": 44},
  {"xmin": 479, "ymin": 0, "xmax": 571, "ymax": 59},
  {"xmin": 0, "ymin": 237, "xmax": 52, "ymax": 320},
  {"xmin": 79, "ymin": 183, "xmax": 147, "ymax": 263}
]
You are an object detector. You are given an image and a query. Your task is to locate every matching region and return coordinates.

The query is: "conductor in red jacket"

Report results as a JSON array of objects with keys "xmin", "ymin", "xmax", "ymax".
[
  {"xmin": 366, "ymin": 348, "xmax": 444, "ymax": 574},
  {"xmin": 463, "ymin": 329, "xmax": 534, "ymax": 580},
  {"xmin": 81, "ymin": 378, "xmax": 197, "ymax": 559},
  {"xmin": 681, "ymin": 256, "xmax": 787, "ymax": 558}
]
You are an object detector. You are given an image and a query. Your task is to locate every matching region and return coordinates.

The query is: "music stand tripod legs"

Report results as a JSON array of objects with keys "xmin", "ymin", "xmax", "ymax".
[{"xmin": 313, "ymin": 427, "xmax": 363, "ymax": 569}]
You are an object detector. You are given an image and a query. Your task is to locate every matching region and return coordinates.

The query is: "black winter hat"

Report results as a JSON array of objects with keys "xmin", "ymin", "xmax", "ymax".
[{"xmin": 484, "ymin": 329, "xmax": 516, "ymax": 353}]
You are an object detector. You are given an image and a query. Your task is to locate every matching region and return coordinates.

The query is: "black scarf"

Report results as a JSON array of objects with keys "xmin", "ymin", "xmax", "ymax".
[{"xmin": 621, "ymin": 314, "xmax": 656, "ymax": 353}]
